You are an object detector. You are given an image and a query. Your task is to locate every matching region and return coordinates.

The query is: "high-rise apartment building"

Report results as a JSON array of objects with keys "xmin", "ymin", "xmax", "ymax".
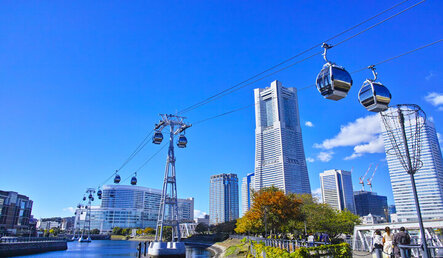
[
  {"xmin": 353, "ymin": 191, "xmax": 388, "ymax": 218},
  {"xmin": 74, "ymin": 185, "xmax": 194, "ymax": 233},
  {"xmin": 320, "ymin": 169, "xmax": 356, "ymax": 213},
  {"xmin": 209, "ymin": 173, "xmax": 239, "ymax": 225},
  {"xmin": 254, "ymin": 80, "xmax": 311, "ymax": 194},
  {"xmin": 241, "ymin": 173, "xmax": 255, "ymax": 216},
  {"xmin": 177, "ymin": 198, "xmax": 194, "ymax": 222},
  {"xmin": 382, "ymin": 117, "xmax": 443, "ymax": 222},
  {"xmin": 0, "ymin": 190, "xmax": 33, "ymax": 236}
]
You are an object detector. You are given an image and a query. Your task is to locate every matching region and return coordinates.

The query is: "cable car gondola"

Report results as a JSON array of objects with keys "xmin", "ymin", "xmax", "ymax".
[
  {"xmin": 97, "ymin": 189, "xmax": 102, "ymax": 199},
  {"xmin": 152, "ymin": 131, "xmax": 163, "ymax": 144},
  {"xmin": 114, "ymin": 174, "xmax": 121, "ymax": 184},
  {"xmin": 177, "ymin": 135, "xmax": 187, "ymax": 148},
  {"xmin": 316, "ymin": 43, "xmax": 353, "ymax": 101},
  {"xmin": 358, "ymin": 65, "xmax": 391, "ymax": 112},
  {"xmin": 82, "ymin": 196, "xmax": 86, "ymax": 201},
  {"xmin": 131, "ymin": 174, "xmax": 137, "ymax": 185}
]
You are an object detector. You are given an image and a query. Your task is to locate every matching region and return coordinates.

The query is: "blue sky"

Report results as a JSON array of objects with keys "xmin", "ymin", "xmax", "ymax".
[{"xmin": 1, "ymin": 1, "xmax": 442, "ymax": 219}]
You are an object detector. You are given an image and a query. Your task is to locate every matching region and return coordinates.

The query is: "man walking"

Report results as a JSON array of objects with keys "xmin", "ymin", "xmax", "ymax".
[{"xmin": 393, "ymin": 227, "xmax": 411, "ymax": 258}]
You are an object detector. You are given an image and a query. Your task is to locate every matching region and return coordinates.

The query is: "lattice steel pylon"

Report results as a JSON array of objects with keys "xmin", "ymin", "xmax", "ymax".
[
  {"xmin": 380, "ymin": 104, "xmax": 430, "ymax": 258},
  {"xmin": 153, "ymin": 114, "xmax": 191, "ymax": 242},
  {"xmin": 79, "ymin": 188, "xmax": 95, "ymax": 242}
]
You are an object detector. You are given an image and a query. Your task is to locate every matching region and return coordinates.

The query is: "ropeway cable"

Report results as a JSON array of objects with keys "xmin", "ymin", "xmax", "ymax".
[
  {"xmin": 177, "ymin": 0, "xmax": 425, "ymax": 115},
  {"xmin": 188, "ymin": 38, "xmax": 442, "ymax": 126}
]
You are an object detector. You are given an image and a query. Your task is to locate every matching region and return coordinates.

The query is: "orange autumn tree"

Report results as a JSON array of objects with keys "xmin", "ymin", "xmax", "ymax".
[{"xmin": 235, "ymin": 186, "xmax": 303, "ymax": 235}]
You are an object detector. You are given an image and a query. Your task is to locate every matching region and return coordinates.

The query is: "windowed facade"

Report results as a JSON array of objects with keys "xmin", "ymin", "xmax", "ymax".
[
  {"xmin": 254, "ymin": 80, "xmax": 311, "ymax": 194},
  {"xmin": 382, "ymin": 118, "xmax": 443, "ymax": 222},
  {"xmin": 320, "ymin": 169, "xmax": 356, "ymax": 214},
  {"xmin": 0, "ymin": 191, "xmax": 33, "ymax": 236},
  {"xmin": 74, "ymin": 185, "xmax": 193, "ymax": 234},
  {"xmin": 209, "ymin": 173, "xmax": 239, "ymax": 225}
]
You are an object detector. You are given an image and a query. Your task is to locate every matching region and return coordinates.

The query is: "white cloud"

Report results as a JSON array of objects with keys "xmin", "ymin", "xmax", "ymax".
[
  {"xmin": 194, "ymin": 209, "xmax": 207, "ymax": 219},
  {"xmin": 314, "ymin": 114, "xmax": 382, "ymax": 150},
  {"xmin": 63, "ymin": 207, "xmax": 75, "ymax": 213},
  {"xmin": 317, "ymin": 151, "xmax": 333, "ymax": 162},
  {"xmin": 345, "ymin": 135, "xmax": 385, "ymax": 160},
  {"xmin": 305, "ymin": 121, "xmax": 314, "ymax": 127},
  {"xmin": 425, "ymin": 92, "xmax": 443, "ymax": 109},
  {"xmin": 314, "ymin": 114, "xmax": 386, "ymax": 160},
  {"xmin": 438, "ymin": 132, "xmax": 442, "ymax": 146},
  {"xmin": 425, "ymin": 71, "xmax": 435, "ymax": 81},
  {"xmin": 312, "ymin": 188, "xmax": 322, "ymax": 202},
  {"xmin": 306, "ymin": 157, "xmax": 315, "ymax": 163}
]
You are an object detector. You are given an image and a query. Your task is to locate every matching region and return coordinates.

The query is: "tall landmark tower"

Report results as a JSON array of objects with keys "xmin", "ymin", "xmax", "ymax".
[{"xmin": 254, "ymin": 80, "xmax": 311, "ymax": 194}]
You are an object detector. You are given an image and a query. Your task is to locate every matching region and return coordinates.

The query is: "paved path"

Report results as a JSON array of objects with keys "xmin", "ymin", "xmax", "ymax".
[{"xmin": 353, "ymin": 250, "xmax": 372, "ymax": 257}]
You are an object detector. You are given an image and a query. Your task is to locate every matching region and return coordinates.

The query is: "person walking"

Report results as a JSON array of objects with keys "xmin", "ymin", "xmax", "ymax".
[
  {"xmin": 383, "ymin": 226, "xmax": 394, "ymax": 257},
  {"xmin": 373, "ymin": 230, "xmax": 384, "ymax": 258},
  {"xmin": 393, "ymin": 227, "xmax": 411, "ymax": 258}
]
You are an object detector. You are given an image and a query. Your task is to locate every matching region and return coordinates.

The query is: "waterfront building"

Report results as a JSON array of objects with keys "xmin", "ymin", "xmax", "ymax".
[
  {"xmin": 320, "ymin": 169, "xmax": 356, "ymax": 213},
  {"xmin": 37, "ymin": 220, "xmax": 61, "ymax": 230},
  {"xmin": 195, "ymin": 214, "xmax": 209, "ymax": 225},
  {"xmin": 382, "ymin": 116, "xmax": 443, "ymax": 222},
  {"xmin": 209, "ymin": 173, "xmax": 239, "ymax": 225},
  {"xmin": 0, "ymin": 190, "xmax": 33, "ymax": 236},
  {"xmin": 177, "ymin": 198, "xmax": 194, "ymax": 222},
  {"xmin": 241, "ymin": 173, "xmax": 255, "ymax": 216},
  {"xmin": 354, "ymin": 191, "xmax": 388, "ymax": 219},
  {"xmin": 74, "ymin": 185, "xmax": 193, "ymax": 233},
  {"xmin": 61, "ymin": 216, "xmax": 75, "ymax": 232},
  {"xmin": 254, "ymin": 80, "xmax": 311, "ymax": 194}
]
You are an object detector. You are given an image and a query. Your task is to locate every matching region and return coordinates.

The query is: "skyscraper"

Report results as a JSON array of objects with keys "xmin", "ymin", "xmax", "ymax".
[
  {"xmin": 254, "ymin": 80, "xmax": 311, "ymax": 194},
  {"xmin": 320, "ymin": 169, "xmax": 356, "ymax": 213},
  {"xmin": 0, "ymin": 190, "xmax": 33, "ymax": 236},
  {"xmin": 382, "ymin": 117, "xmax": 443, "ymax": 222},
  {"xmin": 353, "ymin": 191, "xmax": 388, "ymax": 218},
  {"xmin": 209, "ymin": 173, "xmax": 239, "ymax": 225},
  {"xmin": 241, "ymin": 173, "xmax": 255, "ymax": 216}
]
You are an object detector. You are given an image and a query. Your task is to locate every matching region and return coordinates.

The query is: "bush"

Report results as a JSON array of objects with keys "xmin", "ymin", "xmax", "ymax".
[{"xmin": 251, "ymin": 240, "xmax": 351, "ymax": 258}]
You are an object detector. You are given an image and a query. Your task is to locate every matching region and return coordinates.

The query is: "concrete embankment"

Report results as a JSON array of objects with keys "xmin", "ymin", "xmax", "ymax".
[{"xmin": 0, "ymin": 240, "xmax": 67, "ymax": 257}]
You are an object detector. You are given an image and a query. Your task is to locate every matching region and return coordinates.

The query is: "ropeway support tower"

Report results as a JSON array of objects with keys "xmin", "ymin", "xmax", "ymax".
[{"xmin": 149, "ymin": 114, "xmax": 191, "ymax": 257}]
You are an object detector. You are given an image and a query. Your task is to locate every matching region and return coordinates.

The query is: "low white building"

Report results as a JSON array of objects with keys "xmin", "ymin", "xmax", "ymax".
[
  {"xmin": 361, "ymin": 213, "xmax": 387, "ymax": 225},
  {"xmin": 36, "ymin": 220, "xmax": 61, "ymax": 230}
]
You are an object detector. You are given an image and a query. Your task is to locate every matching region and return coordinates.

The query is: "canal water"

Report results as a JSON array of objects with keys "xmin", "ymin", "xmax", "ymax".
[{"xmin": 19, "ymin": 240, "xmax": 211, "ymax": 257}]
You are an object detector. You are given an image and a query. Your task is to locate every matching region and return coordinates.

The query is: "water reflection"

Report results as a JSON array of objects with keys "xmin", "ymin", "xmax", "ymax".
[{"xmin": 19, "ymin": 240, "xmax": 211, "ymax": 257}]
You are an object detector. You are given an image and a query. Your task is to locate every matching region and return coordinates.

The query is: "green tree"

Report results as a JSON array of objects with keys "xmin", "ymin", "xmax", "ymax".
[
  {"xmin": 163, "ymin": 226, "xmax": 172, "ymax": 241},
  {"xmin": 296, "ymin": 194, "xmax": 360, "ymax": 239},
  {"xmin": 235, "ymin": 186, "xmax": 303, "ymax": 235},
  {"xmin": 121, "ymin": 228, "xmax": 130, "ymax": 235},
  {"xmin": 112, "ymin": 227, "xmax": 123, "ymax": 235},
  {"xmin": 136, "ymin": 228, "xmax": 143, "ymax": 235},
  {"xmin": 195, "ymin": 223, "xmax": 209, "ymax": 234},
  {"xmin": 143, "ymin": 227, "xmax": 155, "ymax": 235},
  {"xmin": 90, "ymin": 229, "xmax": 100, "ymax": 234}
]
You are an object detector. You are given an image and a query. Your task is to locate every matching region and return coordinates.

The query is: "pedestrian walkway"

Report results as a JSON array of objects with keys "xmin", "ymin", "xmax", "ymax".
[{"xmin": 352, "ymin": 250, "xmax": 372, "ymax": 257}]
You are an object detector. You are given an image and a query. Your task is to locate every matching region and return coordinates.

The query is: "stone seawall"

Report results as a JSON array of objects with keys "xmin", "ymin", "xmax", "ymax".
[{"xmin": 0, "ymin": 241, "xmax": 67, "ymax": 257}]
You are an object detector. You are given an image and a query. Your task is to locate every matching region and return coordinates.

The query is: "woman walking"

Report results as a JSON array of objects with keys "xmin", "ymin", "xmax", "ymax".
[
  {"xmin": 382, "ymin": 226, "xmax": 393, "ymax": 257},
  {"xmin": 373, "ymin": 230, "xmax": 383, "ymax": 258}
]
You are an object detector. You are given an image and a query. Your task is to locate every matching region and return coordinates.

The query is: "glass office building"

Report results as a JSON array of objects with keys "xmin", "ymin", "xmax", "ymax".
[
  {"xmin": 209, "ymin": 173, "xmax": 239, "ymax": 225},
  {"xmin": 241, "ymin": 173, "xmax": 255, "ymax": 216},
  {"xmin": 254, "ymin": 80, "xmax": 311, "ymax": 194},
  {"xmin": 0, "ymin": 191, "xmax": 33, "ymax": 236},
  {"xmin": 354, "ymin": 191, "xmax": 388, "ymax": 218},
  {"xmin": 74, "ymin": 185, "xmax": 193, "ymax": 233},
  {"xmin": 320, "ymin": 169, "xmax": 356, "ymax": 213},
  {"xmin": 382, "ymin": 116, "xmax": 443, "ymax": 222}
]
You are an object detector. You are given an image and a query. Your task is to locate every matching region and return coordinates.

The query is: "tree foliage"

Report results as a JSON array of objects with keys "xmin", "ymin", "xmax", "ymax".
[
  {"xmin": 195, "ymin": 223, "xmax": 209, "ymax": 234},
  {"xmin": 143, "ymin": 227, "xmax": 155, "ymax": 235},
  {"xmin": 90, "ymin": 228, "xmax": 100, "ymax": 234},
  {"xmin": 235, "ymin": 190, "xmax": 360, "ymax": 238},
  {"xmin": 235, "ymin": 186, "xmax": 302, "ymax": 235}
]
